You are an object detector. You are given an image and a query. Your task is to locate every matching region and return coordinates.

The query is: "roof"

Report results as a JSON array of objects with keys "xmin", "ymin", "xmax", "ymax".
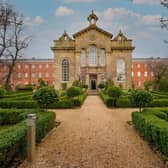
[{"xmin": 73, "ymin": 24, "xmax": 113, "ymax": 39}]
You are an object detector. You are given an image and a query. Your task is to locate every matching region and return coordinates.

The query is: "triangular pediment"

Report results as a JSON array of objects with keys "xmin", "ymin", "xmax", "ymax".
[
  {"xmin": 58, "ymin": 31, "xmax": 74, "ymax": 41},
  {"xmin": 73, "ymin": 25, "xmax": 113, "ymax": 39}
]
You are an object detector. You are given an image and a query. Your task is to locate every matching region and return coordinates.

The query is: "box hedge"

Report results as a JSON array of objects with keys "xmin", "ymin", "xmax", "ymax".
[
  {"xmin": 0, "ymin": 110, "xmax": 55, "ymax": 168},
  {"xmin": 132, "ymin": 108, "xmax": 168, "ymax": 156}
]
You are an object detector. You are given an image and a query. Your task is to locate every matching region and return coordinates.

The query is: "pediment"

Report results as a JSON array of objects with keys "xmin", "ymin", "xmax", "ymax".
[{"xmin": 73, "ymin": 25, "xmax": 113, "ymax": 39}]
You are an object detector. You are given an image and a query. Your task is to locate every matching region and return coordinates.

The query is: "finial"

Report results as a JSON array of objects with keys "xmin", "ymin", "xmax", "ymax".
[
  {"xmin": 64, "ymin": 30, "xmax": 66, "ymax": 34},
  {"xmin": 92, "ymin": 10, "xmax": 94, "ymax": 14}
]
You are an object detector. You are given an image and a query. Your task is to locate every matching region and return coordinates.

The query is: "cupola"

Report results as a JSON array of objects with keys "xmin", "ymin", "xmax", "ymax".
[{"xmin": 87, "ymin": 10, "xmax": 98, "ymax": 26}]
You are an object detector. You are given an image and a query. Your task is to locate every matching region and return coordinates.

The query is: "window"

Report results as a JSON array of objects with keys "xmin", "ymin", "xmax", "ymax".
[
  {"xmin": 137, "ymin": 64, "xmax": 140, "ymax": 68},
  {"xmin": 81, "ymin": 49, "xmax": 86, "ymax": 66},
  {"xmin": 32, "ymin": 73, "xmax": 35, "ymax": 78},
  {"xmin": 46, "ymin": 64, "xmax": 49, "ymax": 68},
  {"xmin": 18, "ymin": 64, "xmax": 21, "ymax": 69},
  {"xmin": 144, "ymin": 71, "xmax": 148, "ymax": 77},
  {"xmin": 46, "ymin": 73, "xmax": 49, "ymax": 78},
  {"xmin": 39, "ymin": 64, "xmax": 42, "ymax": 69},
  {"xmin": 38, "ymin": 73, "xmax": 42, "ymax": 78},
  {"xmin": 132, "ymin": 72, "xmax": 134, "ymax": 77},
  {"xmin": 144, "ymin": 64, "xmax": 147, "ymax": 68},
  {"xmin": 62, "ymin": 59, "xmax": 69, "ymax": 81},
  {"xmin": 89, "ymin": 46, "xmax": 97, "ymax": 66},
  {"xmin": 18, "ymin": 73, "xmax": 21, "ymax": 78},
  {"xmin": 25, "ymin": 73, "xmax": 28, "ymax": 78},
  {"xmin": 25, "ymin": 64, "xmax": 28, "ymax": 69},
  {"xmin": 138, "ymin": 81, "xmax": 141, "ymax": 87},
  {"xmin": 137, "ymin": 72, "xmax": 141, "ymax": 77},
  {"xmin": 100, "ymin": 49, "xmax": 105, "ymax": 66},
  {"xmin": 117, "ymin": 59, "xmax": 125, "ymax": 81},
  {"xmin": 32, "ymin": 64, "xmax": 35, "ymax": 69}
]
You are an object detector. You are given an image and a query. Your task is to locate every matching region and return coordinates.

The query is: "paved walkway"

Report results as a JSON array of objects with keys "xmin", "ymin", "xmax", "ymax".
[{"xmin": 20, "ymin": 96, "xmax": 165, "ymax": 168}]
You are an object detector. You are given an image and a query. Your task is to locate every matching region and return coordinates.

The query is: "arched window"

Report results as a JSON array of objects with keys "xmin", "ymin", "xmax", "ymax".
[
  {"xmin": 89, "ymin": 46, "xmax": 97, "ymax": 66},
  {"xmin": 81, "ymin": 49, "xmax": 86, "ymax": 66},
  {"xmin": 62, "ymin": 59, "xmax": 69, "ymax": 81},
  {"xmin": 100, "ymin": 49, "xmax": 105, "ymax": 66},
  {"xmin": 117, "ymin": 59, "xmax": 125, "ymax": 81}
]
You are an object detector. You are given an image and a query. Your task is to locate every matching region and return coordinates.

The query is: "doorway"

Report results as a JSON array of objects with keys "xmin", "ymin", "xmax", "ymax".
[{"xmin": 90, "ymin": 79, "xmax": 96, "ymax": 90}]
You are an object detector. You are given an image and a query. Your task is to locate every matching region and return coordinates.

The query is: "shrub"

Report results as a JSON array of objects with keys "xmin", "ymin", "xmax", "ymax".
[
  {"xmin": 38, "ymin": 78, "xmax": 48, "ymax": 88},
  {"xmin": 0, "ymin": 111, "xmax": 55, "ymax": 167},
  {"xmin": 61, "ymin": 83, "xmax": 67, "ymax": 90},
  {"xmin": 132, "ymin": 108, "xmax": 168, "ymax": 156},
  {"xmin": 72, "ymin": 80, "xmax": 82, "ymax": 87},
  {"xmin": 0, "ymin": 88, "xmax": 6, "ymax": 98},
  {"xmin": 71, "ymin": 92, "xmax": 87, "ymax": 107},
  {"xmin": 15, "ymin": 84, "xmax": 34, "ymax": 91},
  {"xmin": 48, "ymin": 99, "xmax": 73, "ymax": 109},
  {"xmin": 98, "ymin": 82, "xmax": 105, "ymax": 89},
  {"xmin": 107, "ymin": 86, "xmax": 122, "ymax": 107},
  {"xmin": 0, "ymin": 100, "xmax": 38, "ymax": 109},
  {"xmin": 33, "ymin": 87, "xmax": 59, "ymax": 110},
  {"xmin": 129, "ymin": 89, "xmax": 152, "ymax": 112},
  {"xmin": 67, "ymin": 86, "xmax": 81, "ymax": 97},
  {"xmin": 159, "ymin": 78, "xmax": 168, "ymax": 91},
  {"xmin": 144, "ymin": 80, "xmax": 153, "ymax": 91}
]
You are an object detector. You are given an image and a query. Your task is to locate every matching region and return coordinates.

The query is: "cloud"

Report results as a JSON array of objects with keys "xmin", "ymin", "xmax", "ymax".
[
  {"xmin": 142, "ymin": 15, "xmax": 161, "ymax": 25},
  {"xmin": 62, "ymin": 0, "xmax": 96, "ymax": 2},
  {"xmin": 132, "ymin": 0, "xmax": 159, "ymax": 5},
  {"xmin": 55, "ymin": 6, "xmax": 74, "ymax": 16},
  {"xmin": 24, "ymin": 16, "xmax": 45, "ymax": 26},
  {"xmin": 34, "ymin": 16, "xmax": 45, "ymax": 25}
]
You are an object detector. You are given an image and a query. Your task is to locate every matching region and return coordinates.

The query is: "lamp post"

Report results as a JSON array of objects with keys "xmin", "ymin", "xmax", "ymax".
[{"xmin": 26, "ymin": 113, "xmax": 36, "ymax": 162}]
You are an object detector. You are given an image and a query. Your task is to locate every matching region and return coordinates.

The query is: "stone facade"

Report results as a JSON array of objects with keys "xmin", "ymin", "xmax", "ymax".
[{"xmin": 51, "ymin": 11, "xmax": 134, "ymax": 90}]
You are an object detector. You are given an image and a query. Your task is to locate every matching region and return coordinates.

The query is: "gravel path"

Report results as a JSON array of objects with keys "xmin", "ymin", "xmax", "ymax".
[{"xmin": 20, "ymin": 96, "xmax": 165, "ymax": 168}]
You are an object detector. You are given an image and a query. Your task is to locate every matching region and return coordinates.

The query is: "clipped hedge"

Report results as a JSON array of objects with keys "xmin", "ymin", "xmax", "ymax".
[
  {"xmin": 0, "ymin": 111, "xmax": 56, "ymax": 168},
  {"xmin": 149, "ymin": 99, "xmax": 168, "ymax": 107},
  {"xmin": 71, "ymin": 92, "xmax": 87, "ymax": 107},
  {"xmin": 132, "ymin": 108, "xmax": 168, "ymax": 156},
  {"xmin": 100, "ymin": 91, "xmax": 131, "ymax": 107},
  {"xmin": 49, "ymin": 99, "xmax": 73, "ymax": 109},
  {"xmin": 0, "ymin": 100, "xmax": 38, "ymax": 109}
]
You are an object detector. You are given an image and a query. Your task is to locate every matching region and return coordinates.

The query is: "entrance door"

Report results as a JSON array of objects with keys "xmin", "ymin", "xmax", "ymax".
[{"xmin": 91, "ymin": 79, "xmax": 96, "ymax": 90}]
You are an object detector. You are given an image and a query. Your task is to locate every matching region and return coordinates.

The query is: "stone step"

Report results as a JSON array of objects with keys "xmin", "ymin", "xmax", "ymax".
[{"xmin": 87, "ymin": 90, "xmax": 99, "ymax": 95}]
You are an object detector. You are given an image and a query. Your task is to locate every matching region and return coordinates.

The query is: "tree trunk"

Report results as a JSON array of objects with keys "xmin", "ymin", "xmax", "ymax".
[{"xmin": 5, "ymin": 61, "xmax": 15, "ymax": 90}]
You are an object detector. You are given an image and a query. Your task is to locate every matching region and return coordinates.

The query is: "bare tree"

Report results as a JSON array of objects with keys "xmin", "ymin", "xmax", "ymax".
[
  {"xmin": 0, "ymin": 3, "xmax": 14, "ymax": 58},
  {"xmin": 148, "ymin": 58, "xmax": 168, "ymax": 90},
  {"xmin": 0, "ymin": 3, "xmax": 30, "ymax": 90}
]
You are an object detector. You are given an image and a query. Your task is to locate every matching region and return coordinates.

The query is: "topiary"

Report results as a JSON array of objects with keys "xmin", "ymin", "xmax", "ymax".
[
  {"xmin": 33, "ymin": 87, "xmax": 59, "ymax": 110},
  {"xmin": 107, "ymin": 86, "xmax": 122, "ymax": 107},
  {"xmin": 72, "ymin": 80, "xmax": 82, "ymax": 88},
  {"xmin": 0, "ymin": 88, "xmax": 6, "ymax": 98},
  {"xmin": 129, "ymin": 89, "xmax": 152, "ymax": 112},
  {"xmin": 67, "ymin": 86, "xmax": 81, "ymax": 97},
  {"xmin": 98, "ymin": 82, "xmax": 105, "ymax": 89}
]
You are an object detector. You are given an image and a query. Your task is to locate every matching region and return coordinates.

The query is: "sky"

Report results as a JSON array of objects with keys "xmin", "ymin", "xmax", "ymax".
[{"xmin": 5, "ymin": 0, "xmax": 168, "ymax": 59}]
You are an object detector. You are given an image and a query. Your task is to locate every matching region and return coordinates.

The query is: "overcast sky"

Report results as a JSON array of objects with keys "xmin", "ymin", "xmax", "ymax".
[{"xmin": 7, "ymin": 0, "xmax": 168, "ymax": 59}]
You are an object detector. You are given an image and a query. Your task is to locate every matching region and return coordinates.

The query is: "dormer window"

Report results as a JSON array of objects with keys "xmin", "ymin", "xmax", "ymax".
[{"xmin": 64, "ymin": 36, "xmax": 67, "ymax": 41}]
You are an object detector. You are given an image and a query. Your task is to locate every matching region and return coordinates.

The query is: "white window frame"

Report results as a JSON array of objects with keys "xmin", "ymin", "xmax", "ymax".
[
  {"xmin": 100, "ymin": 49, "xmax": 105, "ymax": 66},
  {"xmin": 89, "ymin": 46, "xmax": 97, "ymax": 66},
  {"xmin": 137, "ymin": 71, "xmax": 141, "ymax": 77},
  {"xmin": 62, "ymin": 59, "xmax": 69, "ymax": 81},
  {"xmin": 81, "ymin": 49, "xmax": 86, "ymax": 67}
]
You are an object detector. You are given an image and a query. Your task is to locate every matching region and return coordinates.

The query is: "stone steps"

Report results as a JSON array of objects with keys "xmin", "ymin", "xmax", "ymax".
[{"xmin": 87, "ymin": 90, "xmax": 99, "ymax": 95}]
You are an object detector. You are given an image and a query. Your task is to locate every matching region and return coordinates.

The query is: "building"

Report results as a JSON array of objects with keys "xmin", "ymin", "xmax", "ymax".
[
  {"xmin": 0, "ymin": 59, "xmax": 54, "ymax": 89},
  {"xmin": 0, "ymin": 58, "xmax": 167, "ymax": 90},
  {"xmin": 51, "ymin": 11, "xmax": 134, "ymax": 90}
]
